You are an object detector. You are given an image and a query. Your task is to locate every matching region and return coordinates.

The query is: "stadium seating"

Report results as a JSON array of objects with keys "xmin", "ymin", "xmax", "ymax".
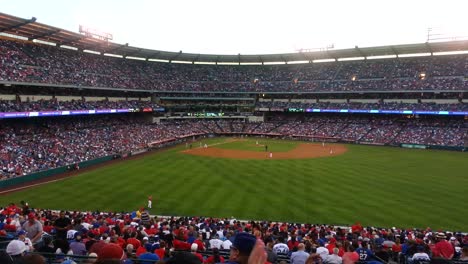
[
  {"xmin": 0, "ymin": 207, "xmax": 466, "ymax": 263},
  {"xmin": 1, "ymin": 39, "xmax": 468, "ymax": 92}
]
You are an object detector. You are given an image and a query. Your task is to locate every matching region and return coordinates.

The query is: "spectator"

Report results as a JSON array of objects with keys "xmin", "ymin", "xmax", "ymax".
[{"xmin": 291, "ymin": 243, "xmax": 310, "ymax": 264}]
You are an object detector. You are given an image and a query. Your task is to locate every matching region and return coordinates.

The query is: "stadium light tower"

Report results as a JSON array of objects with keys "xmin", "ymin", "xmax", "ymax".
[{"xmin": 79, "ymin": 25, "xmax": 113, "ymax": 42}]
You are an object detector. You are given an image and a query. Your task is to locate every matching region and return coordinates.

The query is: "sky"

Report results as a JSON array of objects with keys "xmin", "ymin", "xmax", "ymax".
[{"xmin": 2, "ymin": 0, "xmax": 468, "ymax": 55}]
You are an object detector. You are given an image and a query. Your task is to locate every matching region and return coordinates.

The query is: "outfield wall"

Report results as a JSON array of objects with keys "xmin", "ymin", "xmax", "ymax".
[{"xmin": 0, "ymin": 155, "xmax": 116, "ymax": 190}]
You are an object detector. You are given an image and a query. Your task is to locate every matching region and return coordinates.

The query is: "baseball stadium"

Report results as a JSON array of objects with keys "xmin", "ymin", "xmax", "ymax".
[{"xmin": 0, "ymin": 6, "xmax": 467, "ymax": 264}]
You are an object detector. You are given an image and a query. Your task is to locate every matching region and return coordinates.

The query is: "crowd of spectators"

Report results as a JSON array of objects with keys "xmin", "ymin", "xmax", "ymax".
[
  {"xmin": 0, "ymin": 99, "xmax": 159, "ymax": 112},
  {"xmin": 1, "ymin": 39, "xmax": 468, "ymax": 93},
  {"xmin": 1, "ymin": 116, "xmax": 466, "ymax": 180},
  {"xmin": 0, "ymin": 118, "xmax": 209, "ymax": 180},
  {"xmin": 0, "ymin": 204, "xmax": 467, "ymax": 264}
]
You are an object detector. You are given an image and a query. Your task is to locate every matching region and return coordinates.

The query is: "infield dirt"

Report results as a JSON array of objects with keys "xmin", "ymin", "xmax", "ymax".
[{"xmin": 181, "ymin": 142, "xmax": 347, "ymax": 159}]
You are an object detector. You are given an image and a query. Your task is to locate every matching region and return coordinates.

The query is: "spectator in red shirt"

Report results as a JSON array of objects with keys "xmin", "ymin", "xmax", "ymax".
[{"xmin": 433, "ymin": 233, "xmax": 454, "ymax": 259}]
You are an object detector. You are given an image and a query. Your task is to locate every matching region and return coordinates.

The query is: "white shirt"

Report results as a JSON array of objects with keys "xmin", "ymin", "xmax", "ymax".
[
  {"xmin": 216, "ymin": 230, "xmax": 225, "ymax": 239},
  {"xmin": 325, "ymin": 254, "xmax": 343, "ymax": 264},
  {"xmin": 412, "ymin": 252, "xmax": 430, "ymax": 261},
  {"xmin": 273, "ymin": 243, "xmax": 289, "ymax": 254},
  {"xmin": 209, "ymin": 238, "xmax": 223, "ymax": 249},
  {"xmin": 222, "ymin": 239, "xmax": 233, "ymax": 250}
]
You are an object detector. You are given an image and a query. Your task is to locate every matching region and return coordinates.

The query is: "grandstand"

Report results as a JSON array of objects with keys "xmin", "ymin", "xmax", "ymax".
[{"xmin": 0, "ymin": 11, "xmax": 467, "ymax": 264}]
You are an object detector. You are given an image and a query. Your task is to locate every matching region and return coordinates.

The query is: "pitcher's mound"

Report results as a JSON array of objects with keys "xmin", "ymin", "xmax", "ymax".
[{"xmin": 181, "ymin": 143, "xmax": 347, "ymax": 160}]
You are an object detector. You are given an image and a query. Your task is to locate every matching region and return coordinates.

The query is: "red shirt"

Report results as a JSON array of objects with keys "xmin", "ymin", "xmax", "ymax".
[
  {"xmin": 392, "ymin": 244, "xmax": 402, "ymax": 253},
  {"xmin": 154, "ymin": 248, "xmax": 165, "ymax": 259},
  {"xmin": 173, "ymin": 239, "xmax": 191, "ymax": 250},
  {"xmin": 288, "ymin": 240, "xmax": 299, "ymax": 250},
  {"xmin": 434, "ymin": 240, "xmax": 454, "ymax": 259},
  {"xmin": 194, "ymin": 239, "xmax": 206, "ymax": 251},
  {"xmin": 127, "ymin": 237, "xmax": 141, "ymax": 249},
  {"xmin": 204, "ymin": 255, "xmax": 225, "ymax": 263},
  {"xmin": 135, "ymin": 246, "xmax": 147, "ymax": 257},
  {"xmin": 342, "ymin": 252, "xmax": 359, "ymax": 264},
  {"xmin": 192, "ymin": 252, "xmax": 204, "ymax": 263}
]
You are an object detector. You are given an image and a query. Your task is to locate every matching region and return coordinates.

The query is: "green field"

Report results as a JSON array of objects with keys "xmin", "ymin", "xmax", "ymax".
[{"xmin": 1, "ymin": 137, "xmax": 467, "ymax": 231}]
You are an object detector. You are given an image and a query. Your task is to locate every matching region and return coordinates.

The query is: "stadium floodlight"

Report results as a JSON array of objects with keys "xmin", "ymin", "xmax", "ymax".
[
  {"xmin": 240, "ymin": 62, "xmax": 263, "ymax": 65},
  {"xmin": 433, "ymin": 50, "xmax": 468, "ymax": 56},
  {"xmin": 397, "ymin": 53, "xmax": 432, "ymax": 58},
  {"xmin": 79, "ymin": 25, "xmax": 113, "ymax": 41},
  {"xmin": 312, "ymin": 58, "xmax": 336, "ymax": 63},
  {"xmin": 338, "ymin": 57, "xmax": 365, "ymax": 61},
  {"xmin": 104, "ymin": 53, "xmax": 123, "ymax": 58},
  {"xmin": 33, "ymin": 39, "xmax": 56, "ymax": 46},
  {"xmin": 148, "ymin": 59, "xmax": 170, "ymax": 63},
  {"xmin": 263, "ymin": 61, "xmax": 286, "ymax": 65},
  {"xmin": 83, "ymin": 49, "xmax": 101, "ymax": 55},
  {"xmin": 126, "ymin": 56, "xmax": 146, "ymax": 61},
  {"xmin": 194, "ymin": 61, "xmax": 217, "ymax": 65},
  {"xmin": 366, "ymin": 55, "xmax": 397, "ymax": 60},
  {"xmin": 287, "ymin": 60, "xmax": 310, "ymax": 64},
  {"xmin": 60, "ymin": 45, "xmax": 78, "ymax": 51},
  {"xmin": 171, "ymin": 60, "xmax": 193, "ymax": 64},
  {"xmin": 216, "ymin": 62, "xmax": 241, "ymax": 65}
]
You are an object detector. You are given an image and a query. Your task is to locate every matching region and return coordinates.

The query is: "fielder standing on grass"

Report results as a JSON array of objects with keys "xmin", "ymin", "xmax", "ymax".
[{"xmin": 148, "ymin": 195, "xmax": 152, "ymax": 209}]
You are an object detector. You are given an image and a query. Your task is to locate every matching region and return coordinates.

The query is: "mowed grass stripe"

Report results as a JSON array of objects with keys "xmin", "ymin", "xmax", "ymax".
[{"xmin": 0, "ymin": 139, "xmax": 467, "ymax": 230}]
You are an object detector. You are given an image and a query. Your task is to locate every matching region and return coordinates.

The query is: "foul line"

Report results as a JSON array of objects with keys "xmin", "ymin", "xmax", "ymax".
[{"xmin": 0, "ymin": 178, "xmax": 63, "ymax": 194}]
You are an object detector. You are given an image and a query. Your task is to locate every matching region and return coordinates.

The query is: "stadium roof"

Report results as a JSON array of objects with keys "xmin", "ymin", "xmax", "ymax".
[{"xmin": 2, "ymin": 12, "xmax": 468, "ymax": 64}]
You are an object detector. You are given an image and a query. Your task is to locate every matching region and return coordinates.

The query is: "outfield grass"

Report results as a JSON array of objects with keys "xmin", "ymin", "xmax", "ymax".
[{"xmin": 1, "ymin": 137, "xmax": 467, "ymax": 231}]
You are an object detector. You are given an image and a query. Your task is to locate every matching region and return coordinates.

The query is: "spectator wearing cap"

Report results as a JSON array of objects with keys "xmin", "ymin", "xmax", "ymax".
[
  {"xmin": 22, "ymin": 212, "xmax": 43, "ymax": 246},
  {"xmin": 6, "ymin": 240, "xmax": 27, "ymax": 262},
  {"xmin": 433, "ymin": 232, "xmax": 454, "ymax": 259},
  {"xmin": 291, "ymin": 243, "xmax": 310, "ymax": 264},
  {"xmin": 17, "ymin": 229, "xmax": 33, "ymax": 251},
  {"xmin": 98, "ymin": 243, "xmax": 125, "ymax": 262},
  {"xmin": 226, "ymin": 232, "xmax": 257, "ymax": 264}
]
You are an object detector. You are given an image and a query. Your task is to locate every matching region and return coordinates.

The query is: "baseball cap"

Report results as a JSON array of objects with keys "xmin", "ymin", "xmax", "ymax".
[
  {"xmin": 17, "ymin": 230, "xmax": 27, "ymax": 236},
  {"xmin": 28, "ymin": 212, "xmax": 35, "ymax": 219},
  {"xmin": 98, "ymin": 243, "xmax": 124, "ymax": 260},
  {"xmin": 6, "ymin": 240, "xmax": 27, "ymax": 256},
  {"xmin": 231, "ymin": 232, "xmax": 256, "ymax": 255}
]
